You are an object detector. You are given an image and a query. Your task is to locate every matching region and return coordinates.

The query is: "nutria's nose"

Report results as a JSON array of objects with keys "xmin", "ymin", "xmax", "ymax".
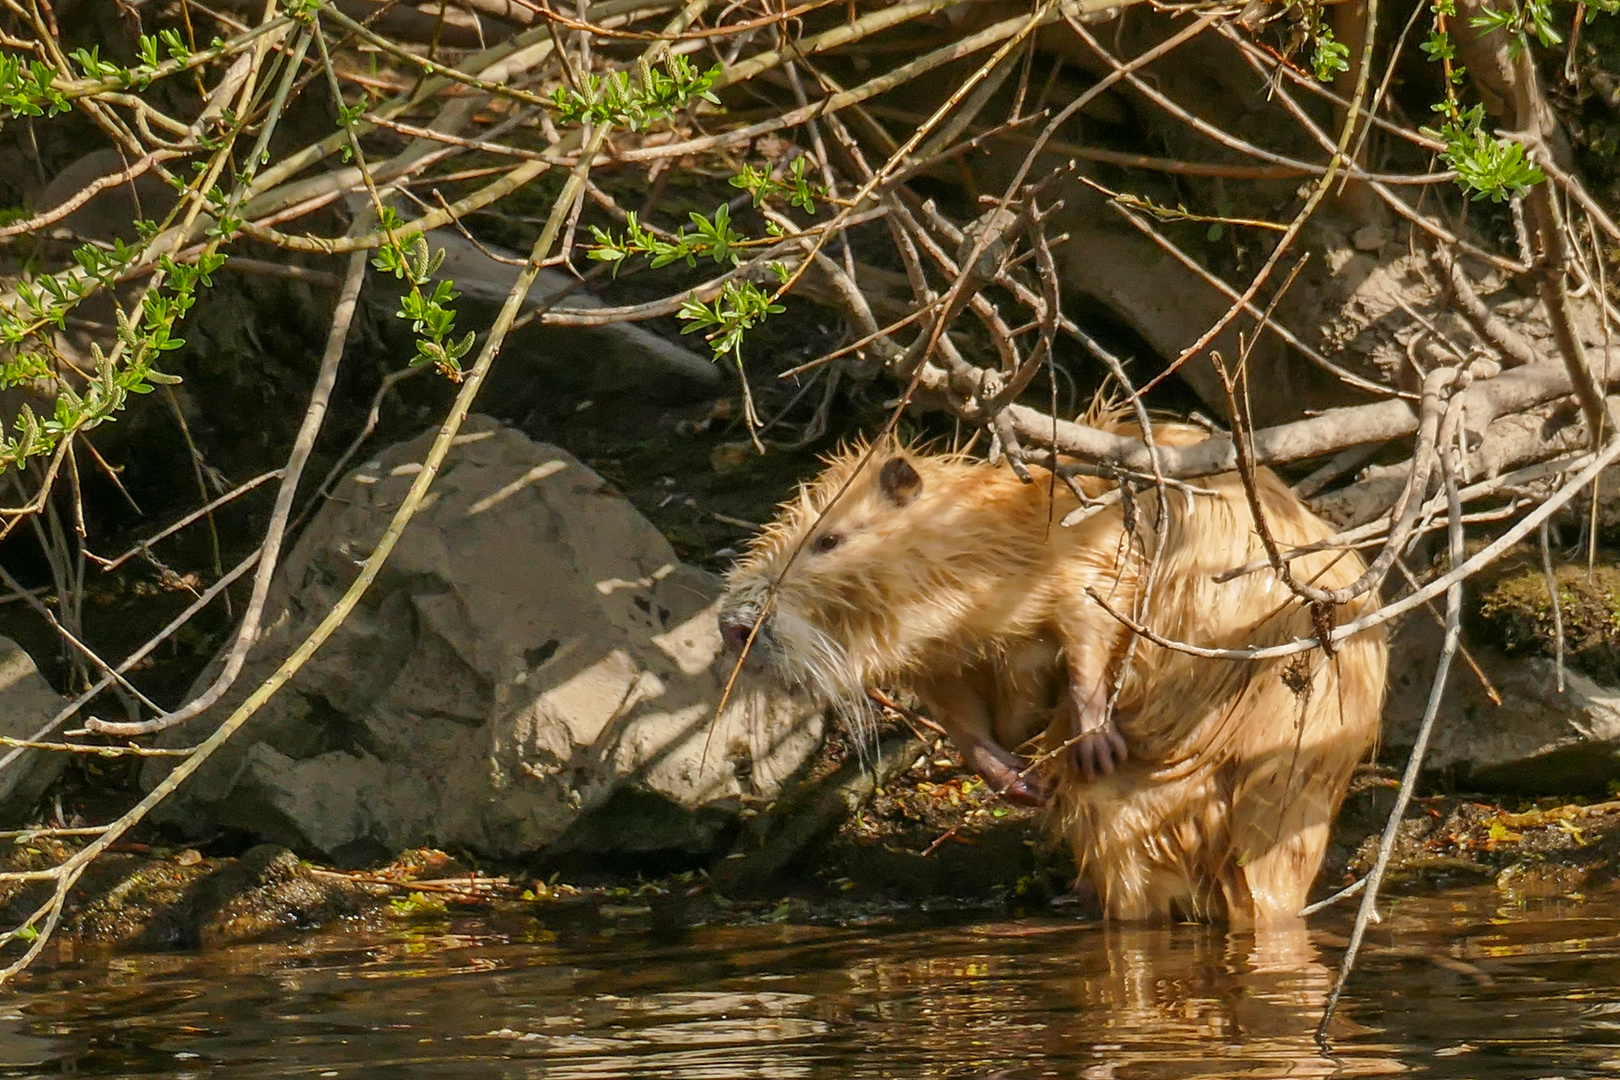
[{"xmin": 719, "ymin": 613, "xmax": 756, "ymax": 654}]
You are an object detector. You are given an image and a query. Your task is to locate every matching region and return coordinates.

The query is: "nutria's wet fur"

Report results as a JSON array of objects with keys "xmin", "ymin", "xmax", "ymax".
[{"xmin": 717, "ymin": 423, "xmax": 1387, "ymax": 926}]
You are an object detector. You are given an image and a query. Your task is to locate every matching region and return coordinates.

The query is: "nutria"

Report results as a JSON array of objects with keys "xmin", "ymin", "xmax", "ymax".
[{"xmin": 717, "ymin": 424, "xmax": 1387, "ymax": 925}]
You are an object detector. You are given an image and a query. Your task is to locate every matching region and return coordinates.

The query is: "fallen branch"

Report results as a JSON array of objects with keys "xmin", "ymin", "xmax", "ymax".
[
  {"xmin": 991, "ymin": 358, "xmax": 1617, "ymax": 479},
  {"xmin": 0, "ymin": 737, "xmax": 193, "ymax": 758}
]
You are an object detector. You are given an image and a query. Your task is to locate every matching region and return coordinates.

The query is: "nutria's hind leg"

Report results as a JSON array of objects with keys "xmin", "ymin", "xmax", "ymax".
[
  {"xmin": 1230, "ymin": 725, "xmax": 1371, "ymax": 925},
  {"xmin": 1243, "ymin": 750, "xmax": 1365, "ymax": 925},
  {"xmin": 915, "ymin": 676, "xmax": 1048, "ymax": 807},
  {"xmin": 1234, "ymin": 817, "xmax": 1332, "ymax": 926},
  {"xmin": 961, "ymin": 738, "xmax": 1048, "ymax": 807}
]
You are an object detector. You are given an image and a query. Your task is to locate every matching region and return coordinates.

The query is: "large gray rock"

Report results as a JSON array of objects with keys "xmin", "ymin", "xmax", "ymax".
[
  {"xmin": 0, "ymin": 637, "xmax": 69, "ymax": 823},
  {"xmin": 142, "ymin": 417, "xmax": 822, "ymax": 861},
  {"xmin": 1383, "ymin": 616, "xmax": 1620, "ymax": 794}
]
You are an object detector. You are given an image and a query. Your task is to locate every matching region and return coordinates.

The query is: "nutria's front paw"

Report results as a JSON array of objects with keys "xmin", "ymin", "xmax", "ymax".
[{"xmin": 1070, "ymin": 717, "xmax": 1128, "ymax": 782}]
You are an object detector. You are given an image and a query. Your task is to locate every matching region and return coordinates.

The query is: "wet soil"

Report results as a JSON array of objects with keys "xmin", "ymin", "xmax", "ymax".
[
  {"xmin": 1330, "ymin": 769, "xmax": 1620, "ymax": 895},
  {"xmin": 4, "ymin": 748, "xmax": 1617, "ymax": 957},
  {"xmin": 1472, "ymin": 551, "xmax": 1620, "ymax": 686}
]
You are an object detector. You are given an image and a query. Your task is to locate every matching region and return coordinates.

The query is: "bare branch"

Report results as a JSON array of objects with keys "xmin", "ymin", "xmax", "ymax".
[
  {"xmin": 1085, "ymin": 434, "xmax": 1620, "ymax": 662},
  {"xmin": 1319, "ymin": 387, "xmax": 1466, "ymax": 1041},
  {"xmin": 86, "ymin": 213, "xmax": 373, "ymax": 737}
]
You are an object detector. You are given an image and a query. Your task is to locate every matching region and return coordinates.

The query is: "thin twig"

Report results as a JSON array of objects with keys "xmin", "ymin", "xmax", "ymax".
[
  {"xmin": 1429, "ymin": 243, "xmax": 1539, "ymax": 368},
  {"xmin": 0, "ymin": 561, "xmax": 163, "ymax": 716},
  {"xmin": 1299, "ymin": 875, "xmax": 1368, "ymax": 917},
  {"xmin": 0, "ymin": 0, "xmax": 689, "ymax": 983},
  {"xmin": 1066, "ymin": 0, "xmax": 1381, "ymax": 403},
  {"xmin": 1104, "ymin": 196, "xmax": 1400, "ymax": 399},
  {"xmin": 94, "ymin": 471, "xmax": 283, "ymax": 572},
  {"xmin": 1081, "ymin": 427, "xmax": 1620, "ymax": 663},
  {"xmin": 0, "ymin": 737, "xmax": 193, "ymax": 757},
  {"xmin": 1539, "ymin": 519, "xmax": 1566, "ymax": 693},
  {"xmin": 0, "ymin": 552, "xmax": 258, "ymax": 771},
  {"xmin": 1221, "ymin": 451, "xmax": 1590, "ymax": 581},
  {"xmin": 1318, "ymin": 389, "xmax": 1466, "ymax": 1043},
  {"xmin": 86, "ymin": 213, "xmax": 373, "ymax": 737}
]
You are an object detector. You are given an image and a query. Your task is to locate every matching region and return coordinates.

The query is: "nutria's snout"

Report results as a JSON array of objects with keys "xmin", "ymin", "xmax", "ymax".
[
  {"xmin": 718, "ymin": 596, "xmax": 774, "ymax": 662},
  {"xmin": 718, "ymin": 610, "xmax": 756, "ymax": 654}
]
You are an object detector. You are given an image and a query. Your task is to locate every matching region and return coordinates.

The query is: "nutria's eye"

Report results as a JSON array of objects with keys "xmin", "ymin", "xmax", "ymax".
[{"xmin": 812, "ymin": 532, "xmax": 843, "ymax": 554}]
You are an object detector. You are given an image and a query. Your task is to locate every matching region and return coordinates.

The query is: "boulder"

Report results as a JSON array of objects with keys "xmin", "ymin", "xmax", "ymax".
[
  {"xmin": 142, "ymin": 417, "xmax": 823, "ymax": 861},
  {"xmin": 0, "ymin": 636, "xmax": 69, "ymax": 823},
  {"xmin": 1382, "ymin": 616, "xmax": 1620, "ymax": 794}
]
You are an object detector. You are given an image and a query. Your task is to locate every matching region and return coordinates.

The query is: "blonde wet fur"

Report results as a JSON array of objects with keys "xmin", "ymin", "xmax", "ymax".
[{"xmin": 718, "ymin": 421, "xmax": 1387, "ymax": 926}]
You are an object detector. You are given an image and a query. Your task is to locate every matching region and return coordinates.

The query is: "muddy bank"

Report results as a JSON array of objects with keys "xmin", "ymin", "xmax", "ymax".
[
  {"xmin": 5, "ymin": 743, "xmax": 1618, "ymax": 957},
  {"xmin": 1328, "ymin": 771, "xmax": 1620, "ymax": 897},
  {"xmin": 3, "ymin": 360, "xmax": 1616, "ymax": 956}
]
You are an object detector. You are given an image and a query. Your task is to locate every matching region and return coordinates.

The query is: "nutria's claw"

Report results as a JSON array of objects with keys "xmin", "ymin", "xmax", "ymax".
[{"xmin": 1072, "ymin": 723, "xmax": 1129, "ymax": 783}]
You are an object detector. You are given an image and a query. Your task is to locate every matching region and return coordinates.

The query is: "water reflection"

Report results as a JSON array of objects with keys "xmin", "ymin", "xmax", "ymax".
[{"xmin": 4, "ymin": 884, "xmax": 1617, "ymax": 1079}]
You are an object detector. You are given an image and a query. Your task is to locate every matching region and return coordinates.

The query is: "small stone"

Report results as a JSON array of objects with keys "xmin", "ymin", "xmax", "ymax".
[{"xmin": 1352, "ymin": 224, "xmax": 1388, "ymax": 252}]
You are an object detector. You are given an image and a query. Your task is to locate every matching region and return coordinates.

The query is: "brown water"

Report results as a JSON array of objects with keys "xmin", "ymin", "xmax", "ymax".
[{"xmin": 4, "ymin": 884, "xmax": 1619, "ymax": 1079}]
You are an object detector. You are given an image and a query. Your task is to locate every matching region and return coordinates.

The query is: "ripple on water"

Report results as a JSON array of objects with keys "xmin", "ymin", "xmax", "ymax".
[{"xmin": 5, "ymin": 883, "xmax": 1619, "ymax": 1079}]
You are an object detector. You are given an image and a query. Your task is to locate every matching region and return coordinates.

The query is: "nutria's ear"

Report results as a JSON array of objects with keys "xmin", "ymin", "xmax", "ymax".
[{"xmin": 879, "ymin": 456, "xmax": 923, "ymax": 507}]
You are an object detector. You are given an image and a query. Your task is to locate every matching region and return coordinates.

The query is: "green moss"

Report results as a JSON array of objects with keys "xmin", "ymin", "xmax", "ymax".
[{"xmin": 1475, "ymin": 560, "xmax": 1620, "ymax": 684}]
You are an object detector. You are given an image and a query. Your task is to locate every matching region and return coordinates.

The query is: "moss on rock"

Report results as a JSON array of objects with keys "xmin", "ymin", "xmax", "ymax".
[{"xmin": 1475, "ymin": 558, "xmax": 1620, "ymax": 685}]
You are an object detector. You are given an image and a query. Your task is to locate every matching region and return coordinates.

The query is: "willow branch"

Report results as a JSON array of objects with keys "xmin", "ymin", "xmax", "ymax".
[{"xmin": 86, "ymin": 216, "xmax": 371, "ymax": 737}]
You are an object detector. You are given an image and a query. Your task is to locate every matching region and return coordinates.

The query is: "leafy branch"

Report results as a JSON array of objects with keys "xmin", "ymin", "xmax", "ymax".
[
  {"xmin": 1466, "ymin": 0, "xmax": 1570, "ymax": 50},
  {"xmin": 547, "ymin": 54, "xmax": 720, "ymax": 131},
  {"xmin": 730, "ymin": 157, "xmax": 825, "ymax": 212},
  {"xmin": 1282, "ymin": 0, "xmax": 1351, "ymax": 81},
  {"xmin": 371, "ymin": 211, "xmax": 476, "ymax": 380},
  {"xmin": 1436, "ymin": 107, "xmax": 1545, "ymax": 201},
  {"xmin": 1420, "ymin": 0, "xmax": 1546, "ymax": 201},
  {"xmin": 0, "ymin": 255, "xmax": 215, "ymax": 474},
  {"xmin": 679, "ymin": 279, "xmax": 786, "ymax": 362},
  {"xmin": 0, "ymin": 53, "xmax": 71, "ymax": 117},
  {"xmin": 585, "ymin": 205, "xmax": 754, "ymax": 274},
  {"xmin": 0, "ymin": 19, "xmax": 303, "ymax": 476},
  {"xmin": 582, "ymin": 163, "xmax": 823, "ymax": 358},
  {"xmin": 2, "ymin": 21, "xmax": 277, "ymax": 120}
]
